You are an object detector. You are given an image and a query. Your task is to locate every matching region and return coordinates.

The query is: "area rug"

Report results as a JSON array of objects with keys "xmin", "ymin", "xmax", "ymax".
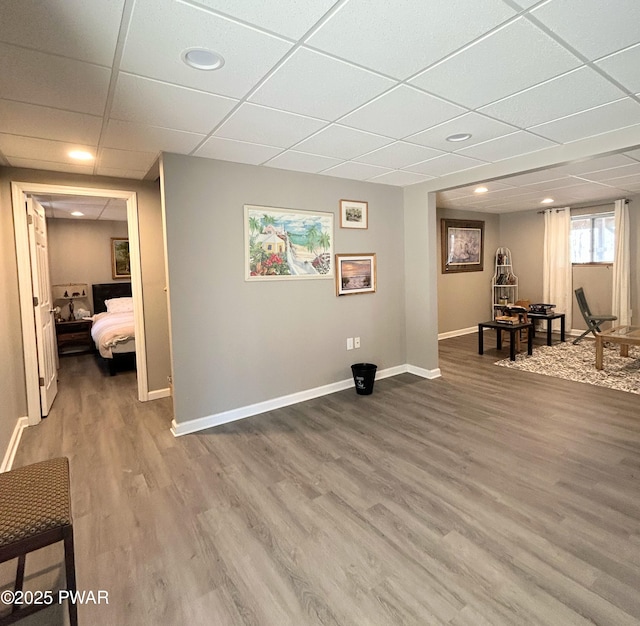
[{"xmin": 495, "ymin": 341, "xmax": 640, "ymax": 394}]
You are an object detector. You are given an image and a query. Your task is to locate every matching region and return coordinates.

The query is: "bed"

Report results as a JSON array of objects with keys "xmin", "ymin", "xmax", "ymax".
[{"xmin": 91, "ymin": 283, "xmax": 136, "ymax": 375}]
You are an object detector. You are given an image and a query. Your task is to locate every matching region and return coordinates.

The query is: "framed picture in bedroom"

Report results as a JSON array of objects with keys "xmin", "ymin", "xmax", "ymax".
[
  {"xmin": 340, "ymin": 199, "xmax": 368, "ymax": 229},
  {"xmin": 440, "ymin": 218, "xmax": 484, "ymax": 273},
  {"xmin": 111, "ymin": 238, "xmax": 131, "ymax": 279},
  {"xmin": 244, "ymin": 205, "xmax": 334, "ymax": 280},
  {"xmin": 335, "ymin": 253, "xmax": 376, "ymax": 296}
]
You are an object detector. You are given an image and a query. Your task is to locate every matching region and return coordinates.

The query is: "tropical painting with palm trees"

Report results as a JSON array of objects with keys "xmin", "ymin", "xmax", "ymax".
[{"xmin": 244, "ymin": 205, "xmax": 334, "ymax": 280}]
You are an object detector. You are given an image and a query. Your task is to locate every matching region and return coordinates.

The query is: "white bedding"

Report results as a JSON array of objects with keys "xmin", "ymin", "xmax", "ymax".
[{"xmin": 91, "ymin": 311, "xmax": 135, "ymax": 358}]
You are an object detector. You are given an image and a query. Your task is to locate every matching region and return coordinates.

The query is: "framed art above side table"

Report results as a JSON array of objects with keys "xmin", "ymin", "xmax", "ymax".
[{"xmin": 441, "ymin": 218, "xmax": 484, "ymax": 273}]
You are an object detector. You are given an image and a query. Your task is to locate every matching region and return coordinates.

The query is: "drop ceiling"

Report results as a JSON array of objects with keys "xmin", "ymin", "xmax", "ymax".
[
  {"xmin": 2, "ymin": 0, "xmax": 640, "ymax": 213},
  {"xmin": 34, "ymin": 194, "xmax": 128, "ymax": 221}
]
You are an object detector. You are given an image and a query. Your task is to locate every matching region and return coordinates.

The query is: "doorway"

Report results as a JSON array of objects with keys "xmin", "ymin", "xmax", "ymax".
[{"xmin": 12, "ymin": 181, "xmax": 150, "ymax": 425}]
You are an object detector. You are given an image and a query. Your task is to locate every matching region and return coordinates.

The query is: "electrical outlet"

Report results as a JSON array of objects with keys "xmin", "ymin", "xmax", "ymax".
[
  {"xmin": 347, "ymin": 337, "xmax": 354, "ymax": 350},
  {"xmin": 354, "ymin": 337, "xmax": 361, "ymax": 349}
]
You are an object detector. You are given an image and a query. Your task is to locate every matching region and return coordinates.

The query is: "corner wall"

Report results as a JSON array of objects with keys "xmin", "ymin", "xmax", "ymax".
[{"xmin": 161, "ymin": 155, "xmax": 406, "ymax": 425}]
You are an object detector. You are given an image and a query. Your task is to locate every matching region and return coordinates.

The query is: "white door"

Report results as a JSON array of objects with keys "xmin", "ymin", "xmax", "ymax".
[{"xmin": 26, "ymin": 197, "xmax": 58, "ymax": 415}]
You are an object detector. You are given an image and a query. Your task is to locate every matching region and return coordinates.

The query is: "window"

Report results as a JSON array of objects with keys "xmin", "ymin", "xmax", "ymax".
[{"xmin": 570, "ymin": 212, "xmax": 615, "ymax": 263}]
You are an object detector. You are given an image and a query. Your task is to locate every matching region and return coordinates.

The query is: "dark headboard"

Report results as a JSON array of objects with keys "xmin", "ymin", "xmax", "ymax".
[{"xmin": 92, "ymin": 282, "xmax": 132, "ymax": 314}]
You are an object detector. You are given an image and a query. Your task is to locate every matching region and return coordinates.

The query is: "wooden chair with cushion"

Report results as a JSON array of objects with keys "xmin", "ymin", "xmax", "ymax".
[{"xmin": 0, "ymin": 457, "xmax": 77, "ymax": 626}]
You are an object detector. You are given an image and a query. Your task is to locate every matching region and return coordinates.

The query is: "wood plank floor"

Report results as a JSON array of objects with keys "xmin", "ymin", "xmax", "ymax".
[{"xmin": 3, "ymin": 334, "xmax": 640, "ymax": 625}]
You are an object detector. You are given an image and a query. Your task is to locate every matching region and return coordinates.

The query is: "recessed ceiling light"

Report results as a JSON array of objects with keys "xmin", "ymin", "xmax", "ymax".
[
  {"xmin": 68, "ymin": 150, "xmax": 93, "ymax": 161},
  {"xmin": 475, "ymin": 186, "xmax": 488, "ymax": 194},
  {"xmin": 70, "ymin": 211, "xmax": 84, "ymax": 217},
  {"xmin": 181, "ymin": 48, "xmax": 225, "ymax": 71},
  {"xmin": 541, "ymin": 198, "xmax": 554, "ymax": 204},
  {"xmin": 446, "ymin": 133, "xmax": 472, "ymax": 142}
]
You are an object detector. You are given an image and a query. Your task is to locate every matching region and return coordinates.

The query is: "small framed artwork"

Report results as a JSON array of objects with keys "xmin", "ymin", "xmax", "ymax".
[
  {"xmin": 441, "ymin": 219, "xmax": 484, "ymax": 273},
  {"xmin": 111, "ymin": 238, "xmax": 131, "ymax": 279},
  {"xmin": 336, "ymin": 253, "xmax": 376, "ymax": 296},
  {"xmin": 340, "ymin": 199, "xmax": 368, "ymax": 229}
]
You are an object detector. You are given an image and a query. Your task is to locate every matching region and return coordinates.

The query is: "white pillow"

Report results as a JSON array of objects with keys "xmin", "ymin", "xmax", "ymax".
[{"xmin": 105, "ymin": 297, "xmax": 133, "ymax": 313}]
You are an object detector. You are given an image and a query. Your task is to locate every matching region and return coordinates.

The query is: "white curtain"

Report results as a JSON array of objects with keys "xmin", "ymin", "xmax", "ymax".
[
  {"xmin": 543, "ymin": 208, "xmax": 572, "ymax": 330},
  {"xmin": 612, "ymin": 199, "xmax": 631, "ymax": 326}
]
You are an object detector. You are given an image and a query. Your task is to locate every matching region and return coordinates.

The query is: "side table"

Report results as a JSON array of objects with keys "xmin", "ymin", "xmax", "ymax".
[
  {"xmin": 56, "ymin": 319, "xmax": 94, "ymax": 356},
  {"xmin": 528, "ymin": 311, "xmax": 565, "ymax": 346},
  {"xmin": 478, "ymin": 320, "xmax": 533, "ymax": 361}
]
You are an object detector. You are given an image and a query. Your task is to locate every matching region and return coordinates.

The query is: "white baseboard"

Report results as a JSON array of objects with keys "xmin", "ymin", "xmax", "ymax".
[
  {"xmin": 1, "ymin": 417, "xmax": 29, "ymax": 473},
  {"xmin": 147, "ymin": 387, "xmax": 171, "ymax": 401},
  {"xmin": 171, "ymin": 363, "xmax": 441, "ymax": 437},
  {"xmin": 407, "ymin": 364, "xmax": 442, "ymax": 379},
  {"xmin": 438, "ymin": 326, "xmax": 477, "ymax": 340}
]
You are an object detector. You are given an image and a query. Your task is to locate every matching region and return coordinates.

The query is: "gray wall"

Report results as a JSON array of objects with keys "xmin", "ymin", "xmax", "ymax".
[
  {"xmin": 437, "ymin": 208, "xmax": 500, "ymax": 333},
  {"xmin": 0, "ymin": 167, "xmax": 171, "ymax": 460},
  {"xmin": 0, "ymin": 167, "xmax": 24, "ymax": 459},
  {"xmin": 47, "ymin": 218, "xmax": 129, "ymax": 318},
  {"xmin": 498, "ymin": 209, "xmax": 545, "ymax": 304},
  {"xmin": 404, "ymin": 188, "xmax": 439, "ymax": 371},
  {"xmin": 161, "ymin": 154, "xmax": 405, "ymax": 424}
]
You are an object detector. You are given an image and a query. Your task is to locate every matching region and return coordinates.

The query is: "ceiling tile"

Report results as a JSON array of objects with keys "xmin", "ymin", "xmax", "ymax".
[
  {"xmin": 0, "ymin": 134, "xmax": 95, "ymax": 163},
  {"xmin": 249, "ymin": 48, "xmax": 395, "ymax": 120},
  {"xmin": 6, "ymin": 156, "xmax": 94, "ymax": 175},
  {"xmin": 340, "ymin": 85, "xmax": 467, "ymax": 139},
  {"xmin": 550, "ymin": 153, "xmax": 638, "ymax": 176},
  {"xmin": 595, "ymin": 44, "xmax": 640, "ymax": 94},
  {"xmin": 531, "ymin": 0, "xmax": 640, "ymax": 61},
  {"xmin": 194, "ymin": 136, "xmax": 282, "ymax": 165},
  {"xmin": 95, "ymin": 166, "xmax": 147, "ymax": 179},
  {"xmin": 0, "ymin": 100, "xmax": 102, "ymax": 145},
  {"xmin": 479, "ymin": 67, "xmax": 627, "ymax": 128},
  {"xmin": 0, "ymin": 43, "xmax": 110, "ymax": 115},
  {"xmin": 549, "ymin": 181, "xmax": 617, "ymax": 197},
  {"xmin": 623, "ymin": 148, "xmax": 640, "ymax": 162},
  {"xmin": 619, "ymin": 182, "xmax": 640, "ymax": 193},
  {"xmin": 583, "ymin": 163, "xmax": 640, "ymax": 184},
  {"xmin": 103, "ymin": 120, "xmax": 205, "ymax": 153},
  {"xmin": 322, "ymin": 161, "xmax": 392, "ymax": 181},
  {"xmin": 530, "ymin": 99, "xmax": 640, "ymax": 144},
  {"xmin": 474, "ymin": 187, "xmax": 544, "ymax": 201},
  {"xmin": 406, "ymin": 153, "xmax": 486, "ymax": 177},
  {"xmin": 0, "ymin": 0, "xmax": 124, "ymax": 65},
  {"xmin": 111, "ymin": 74, "xmax": 238, "ymax": 134},
  {"xmin": 368, "ymin": 170, "xmax": 434, "ymax": 186},
  {"xmin": 510, "ymin": 0, "xmax": 539, "ymax": 8},
  {"xmin": 214, "ymin": 103, "xmax": 326, "ymax": 148},
  {"xmin": 410, "ymin": 18, "xmax": 581, "ymax": 109},
  {"xmin": 307, "ymin": 0, "xmax": 515, "ymax": 79},
  {"xmin": 404, "ymin": 112, "xmax": 518, "ymax": 152},
  {"xmin": 294, "ymin": 124, "xmax": 393, "ymax": 160},
  {"xmin": 586, "ymin": 172, "xmax": 640, "ymax": 188},
  {"xmin": 456, "ymin": 131, "xmax": 556, "ymax": 161},
  {"xmin": 99, "ymin": 207, "xmax": 129, "ymax": 221},
  {"xmin": 354, "ymin": 142, "xmax": 443, "ymax": 169},
  {"xmin": 99, "ymin": 148, "xmax": 157, "ymax": 172},
  {"xmin": 264, "ymin": 150, "xmax": 342, "ymax": 173},
  {"xmin": 191, "ymin": 0, "xmax": 337, "ymax": 39},
  {"xmin": 521, "ymin": 176, "xmax": 588, "ymax": 191},
  {"xmin": 121, "ymin": 0, "xmax": 292, "ymax": 99}
]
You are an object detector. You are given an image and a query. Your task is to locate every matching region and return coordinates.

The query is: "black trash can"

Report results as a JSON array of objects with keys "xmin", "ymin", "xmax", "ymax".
[{"xmin": 351, "ymin": 363, "xmax": 377, "ymax": 395}]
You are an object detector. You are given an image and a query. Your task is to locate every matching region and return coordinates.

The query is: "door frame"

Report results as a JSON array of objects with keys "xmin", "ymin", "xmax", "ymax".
[{"xmin": 12, "ymin": 181, "xmax": 150, "ymax": 425}]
